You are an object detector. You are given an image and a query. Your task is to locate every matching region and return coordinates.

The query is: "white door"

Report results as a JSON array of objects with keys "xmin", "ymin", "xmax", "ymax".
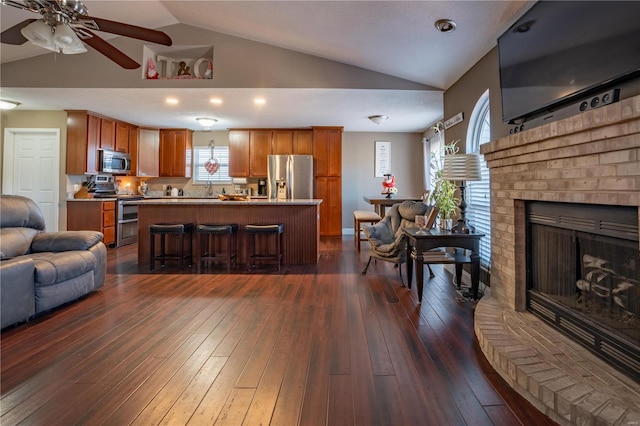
[{"xmin": 2, "ymin": 128, "xmax": 60, "ymax": 231}]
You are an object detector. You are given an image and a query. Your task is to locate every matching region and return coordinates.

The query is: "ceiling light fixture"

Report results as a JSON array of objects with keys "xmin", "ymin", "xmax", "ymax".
[
  {"xmin": 166, "ymin": 97, "xmax": 179, "ymax": 105},
  {"xmin": 210, "ymin": 98, "xmax": 223, "ymax": 104},
  {"xmin": 434, "ymin": 19, "xmax": 457, "ymax": 33},
  {"xmin": 368, "ymin": 115, "xmax": 389, "ymax": 125},
  {"xmin": 0, "ymin": 99, "xmax": 20, "ymax": 110},
  {"xmin": 254, "ymin": 98, "xmax": 266, "ymax": 105},
  {"xmin": 196, "ymin": 117, "xmax": 218, "ymax": 127},
  {"xmin": 20, "ymin": 20, "xmax": 87, "ymax": 54}
]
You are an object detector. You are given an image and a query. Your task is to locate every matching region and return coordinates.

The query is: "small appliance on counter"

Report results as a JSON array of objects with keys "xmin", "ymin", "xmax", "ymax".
[
  {"xmin": 258, "ymin": 179, "xmax": 267, "ymax": 196},
  {"xmin": 90, "ymin": 174, "xmax": 118, "ymax": 198}
]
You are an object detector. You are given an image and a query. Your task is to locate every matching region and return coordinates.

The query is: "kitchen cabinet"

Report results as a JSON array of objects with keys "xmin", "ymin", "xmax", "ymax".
[
  {"xmin": 293, "ymin": 130, "xmax": 313, "ymax": 155},
  {"xmin": 271, "ymin": 130, "xmax": 293, "ymax": 154},
  {"xmin": 115, "ymin": 121, "xmax": 130, "ymax": 153},
  {"xmin": 313, "ymin": 127, "xmax": 342, "ymax": 177},
  {"xmin": 228, "ymin": 130, "xmax": 250, "ymax": 177},
  {"xmin": 159, "ymin": 129, "xmax": 193, "ymax": 177},
  {"xmin": 249, "ymin": 130, "xmax": 272, "ymax": 177},
  {"xmin": 315, "ymin": 176, "xmax": 342, "ymax": 236},
  {"xmin": 99, "ymin": 118, "xmax": 116, "ymax": 150},
  {"xmin": 65, "ymin": 111, "xmax": 106, "ymax": 174},
  {"xmin": 128, "ymin": 125, "xmax": 139, "ymax": 177},
  {"xmin": 313, "ymin": 127, "xmax": 343, "ymax": 236},
  {"xmin": 67, "ymin": 200, "xmax": 116, "ymax": 246},
  {"xmin": 136, "ymin": 128, "xmax": 159, "ymax": 177}
]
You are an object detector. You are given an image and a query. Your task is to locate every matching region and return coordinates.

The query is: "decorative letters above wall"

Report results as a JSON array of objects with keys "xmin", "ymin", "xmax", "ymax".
[{"xmin": 142, "ymin": 45, "xmax": 214, "ymax": 80}]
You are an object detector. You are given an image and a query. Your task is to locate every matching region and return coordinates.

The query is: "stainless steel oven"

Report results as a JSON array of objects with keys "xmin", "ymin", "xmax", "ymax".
[{"xmin": 117, "ymin": 196, "xmax": 143, "ymax": 247}]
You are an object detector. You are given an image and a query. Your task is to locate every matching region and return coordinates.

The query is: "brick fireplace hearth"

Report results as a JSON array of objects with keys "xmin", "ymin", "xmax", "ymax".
[{"xmin": 475, "ymin": 94, "xmax": 640, "ymax": 425}]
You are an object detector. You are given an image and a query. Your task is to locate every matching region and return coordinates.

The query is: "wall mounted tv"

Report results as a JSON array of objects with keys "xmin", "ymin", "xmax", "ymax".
[{"xmin": 498, "ymin": 1, "xmax": 640, "ymax": 125}]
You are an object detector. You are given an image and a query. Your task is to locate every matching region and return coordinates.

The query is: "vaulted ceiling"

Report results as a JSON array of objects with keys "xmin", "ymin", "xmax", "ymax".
[{"xmin": 0, "ymin": 1, "xmax": 533, "ymax": 132}]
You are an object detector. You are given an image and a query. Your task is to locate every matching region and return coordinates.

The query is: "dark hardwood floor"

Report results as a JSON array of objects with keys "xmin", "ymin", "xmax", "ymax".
[{"xmin": 1, "ymin": 237, "xmax": 557, "ymax": 425}]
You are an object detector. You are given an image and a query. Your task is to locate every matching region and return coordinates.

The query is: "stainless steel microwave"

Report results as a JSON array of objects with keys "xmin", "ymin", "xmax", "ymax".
[{"xmin": 98, "ymin": 149, "xmax": 131, "ymax": 174}]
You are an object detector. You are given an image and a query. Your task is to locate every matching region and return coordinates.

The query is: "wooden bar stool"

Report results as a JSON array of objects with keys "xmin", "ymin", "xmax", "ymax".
[
  {"xmin": 196, "ymin": 224, "xmax": 238, "ymax": 273},
  {"xmin": 149, "ymin": 223, "xmax": 194, "ymax": 270},
  {"xmin": 245, "ymin": 224, "xmax": 284, "ymax": 272},
  {"xmin": 353, "ymin": 210, "xmax": 381, "ymax": 252}
]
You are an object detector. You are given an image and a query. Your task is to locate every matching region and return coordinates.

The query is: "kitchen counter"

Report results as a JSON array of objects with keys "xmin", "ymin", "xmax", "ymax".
[
  {"xmin": 127, "ymin": 197, "xmax": 321, "ymax": 205},
  {"xmin": 136, "ymin": 198, "xmax": 322, "ymax": 267}
]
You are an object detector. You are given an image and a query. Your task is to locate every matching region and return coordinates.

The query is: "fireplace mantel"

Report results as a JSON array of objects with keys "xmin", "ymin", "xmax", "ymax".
[{"xmin": 475, "ymin": 94, "xmax": 640, "ymax": 425}]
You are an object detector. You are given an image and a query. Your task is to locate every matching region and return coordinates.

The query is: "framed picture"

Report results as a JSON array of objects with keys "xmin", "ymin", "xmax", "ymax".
[{"xmin": 375, "ymin": 141, "xmax": 391, "ymax": 177}]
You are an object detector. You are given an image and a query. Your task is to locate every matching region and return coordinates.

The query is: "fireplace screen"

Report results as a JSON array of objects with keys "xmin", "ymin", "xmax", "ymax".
[
  {"xmin": 530, "ymin": 224, "xmax": 639, "ymax": 342},
  {"xmin": 526, "ymin": 201, "xmax": 639, "ymax": 380}
]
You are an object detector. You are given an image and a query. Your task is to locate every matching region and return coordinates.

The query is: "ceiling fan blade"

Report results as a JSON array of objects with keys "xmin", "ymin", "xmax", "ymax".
[
  {"xmin": 85, "ymin": 17, "xmax": 172, "ymax": 46},
  {"xmin": 82, "ymin": 30, "xmax": 140, "ymax": 69},
  {"xmin": 1, "ymin": 19, "xmax": 37, "ymax": 45}
]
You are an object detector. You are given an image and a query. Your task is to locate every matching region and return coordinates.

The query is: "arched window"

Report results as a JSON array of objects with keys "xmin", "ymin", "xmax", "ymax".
[{"xmin": 466, "ymin": 90, "xmax": 491, "ymax": 268}]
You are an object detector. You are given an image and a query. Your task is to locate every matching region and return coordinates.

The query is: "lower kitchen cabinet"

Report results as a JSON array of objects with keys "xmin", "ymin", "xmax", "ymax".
[
  {"xmin": 315, "ymin": 176, "xmax": 342, "ymax": 236},
  {"xmin": 67, "ymin": 200, "xmax": 116, "ymax": 246}
]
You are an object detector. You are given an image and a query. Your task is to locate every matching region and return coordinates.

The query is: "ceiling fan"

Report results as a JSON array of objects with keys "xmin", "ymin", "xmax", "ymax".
[{"xmin": 0, "ymin": 0, "xmax": 172, "ymax": 69}]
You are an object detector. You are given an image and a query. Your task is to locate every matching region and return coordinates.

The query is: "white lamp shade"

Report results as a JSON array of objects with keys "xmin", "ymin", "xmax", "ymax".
[
  {"xmin": 441, "ymin": 153, "xmax": 482, "ymax": 181},
  {"xmin": 20, "ymin": 20, "xmax": 56, "ymax": 51},
  {"xmin": 196, "ymin": 117, "xmax": 218, "ymax": 127},
  {"xmin": 369, "ymin": 115, "xmax": 388, "ymax": 125},
  {"xmin": 53, "ymin": 24, "xmax": 87, "ymax": 54}
]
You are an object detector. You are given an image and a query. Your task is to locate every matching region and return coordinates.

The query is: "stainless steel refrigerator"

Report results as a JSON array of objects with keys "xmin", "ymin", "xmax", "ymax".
[{"xmin": 267, "ymin": 155, "xmax": 314, "ymax": 200}]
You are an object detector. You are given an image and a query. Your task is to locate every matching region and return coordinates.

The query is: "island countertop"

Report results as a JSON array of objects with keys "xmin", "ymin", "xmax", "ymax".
[
  {"xmin": 136, "ymin": 198, "xmax": 321, "ymax": 267},
  {"xmin": 126, "ymin": 198, "xmax": 322, "ymax": 206}
]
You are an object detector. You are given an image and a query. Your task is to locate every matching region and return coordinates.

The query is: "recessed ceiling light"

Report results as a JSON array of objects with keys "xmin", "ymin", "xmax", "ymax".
[
  {"xmin": 434, "ymin": 19, "xmax": 457, "ymax": 33},
  {"xmin": 166, "ymin": 97, "xmax": 179, "ymax": 105},
  {"xmin": 210, "ymin": 98, "xmax": 223, "ymax": 104},
  {"xmin": 0, "ymin": 99, "xmax": 20, "ymax": 110},
  {"xmin": 254, "ymin": 98, "xmax": 266, "ymax": 105}
]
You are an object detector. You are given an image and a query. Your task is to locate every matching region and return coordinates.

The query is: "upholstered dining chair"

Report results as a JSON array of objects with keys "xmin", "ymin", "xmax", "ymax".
[{"xmin": 361, "ymin": 200, "xmax": 438, "ymax": 285}]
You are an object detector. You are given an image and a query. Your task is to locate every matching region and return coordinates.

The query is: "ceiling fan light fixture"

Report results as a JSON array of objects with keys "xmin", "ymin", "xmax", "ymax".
[
  {"xmin": 20, "ymin": 20, "xmax": 56, "ymax": 51},
  {"xmin": 196, "ymin": 117, "xmax": 218, "ymax": 127},
  {"xmin": 53, "ymin": 23, "xmax": 87, "ymax": 54},
  {"xmin": 369, "ymin": 115, "xmax": 389, "ymax": 125}
]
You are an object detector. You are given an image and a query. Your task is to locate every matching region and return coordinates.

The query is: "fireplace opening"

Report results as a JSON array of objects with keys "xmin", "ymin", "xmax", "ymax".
[{"xmin": 526, "ymin": 201, "xmax": 639, "ymax": 382}]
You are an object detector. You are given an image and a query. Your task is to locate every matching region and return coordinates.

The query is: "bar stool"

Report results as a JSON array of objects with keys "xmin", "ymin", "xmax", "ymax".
[
  {"xmin": 196, "ymin": 224, "xmax": 238, "ymax": 273},
  {"xmin": 149, "ymin": 223, "xmax": 194, "ymax": 270},
  {"xmin": 353, "ymin": 210, "xmax": 381, "ymax": 252},
  {"xmin": 245, "ymin": 223, "xmax": 284, "ymax": 272}
]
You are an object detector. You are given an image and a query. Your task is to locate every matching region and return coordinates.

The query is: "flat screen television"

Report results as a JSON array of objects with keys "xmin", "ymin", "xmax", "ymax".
[{"xmin": 498, "ymin": 1, "xmax": 640, "ymax": 124}]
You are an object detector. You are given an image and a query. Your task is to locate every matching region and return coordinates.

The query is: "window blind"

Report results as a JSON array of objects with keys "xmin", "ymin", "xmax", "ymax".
[{"xmin": 193, "ymin": 146, "xmax": 231, "ymax": 183}]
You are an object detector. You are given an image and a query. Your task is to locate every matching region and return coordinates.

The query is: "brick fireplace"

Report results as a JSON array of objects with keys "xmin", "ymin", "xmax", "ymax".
[{"xmin": 474, "ymin": 94, "xmax": 640, "ymax": 425}]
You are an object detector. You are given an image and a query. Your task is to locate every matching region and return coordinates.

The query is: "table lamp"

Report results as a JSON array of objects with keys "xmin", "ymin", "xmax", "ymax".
[{"xmin": 441, "ymin": 153, "xmax": 482, "ymax": 233}]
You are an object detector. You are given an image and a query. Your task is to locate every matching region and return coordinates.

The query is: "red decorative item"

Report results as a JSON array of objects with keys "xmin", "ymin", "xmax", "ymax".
[
  {"xmin": 205, "ymin": 141, "xmax": 219, "ymax": 175},
  {"xmin": 146, "ymin": 57, "xmax": 159, "ymax": 79}
]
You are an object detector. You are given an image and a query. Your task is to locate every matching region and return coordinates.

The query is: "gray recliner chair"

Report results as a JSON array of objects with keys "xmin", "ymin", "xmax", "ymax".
[
  {"xmin": 361, "ymin": 201, "xmax": 438, "ymax": 284},
  {"xmin": 1, "ymin": 195, "xmax": 107, "ymax": 328}
]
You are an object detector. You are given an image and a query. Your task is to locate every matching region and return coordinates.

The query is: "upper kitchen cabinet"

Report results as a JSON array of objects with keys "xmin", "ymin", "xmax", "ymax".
[
  {"xmin": 271, "ymin": 130, "xmax": 293, "ymax": 155},
  {"xmin": 99, "ymin": 118, "xmax": 116, "ymax": 150},
  {"xmin": 115, "ymin": 121, "xmax": 130, "ymax": 153},
  {"xmin": 293, "ymin": 130, "xmax": 313, "ymax": 155},
  {"xmin": 66, "ymin": 111, "xmax": 108, "ymax": 174},
  {"xmin": 136, "ymin": 128, "xmax": 160, "ymax": 178},
  {"xmin": 249, "ymin": 130, "xmax": 272, "ymax": 177},
  {"xmin": 228, "ymin": 130, "xmax": 250, "ymax": 177},
  {"xmin": 159, "ymin": 129, "xmax": 193, "ymax": 178},
  {"xmin": 313, "ymin": 127, "xmax": 342, "ymax": 177}
]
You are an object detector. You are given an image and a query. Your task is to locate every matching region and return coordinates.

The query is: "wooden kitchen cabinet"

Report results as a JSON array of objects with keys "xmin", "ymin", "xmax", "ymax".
[
  {"xmin": 99, "ymin": 118, "xmax": 116, "ymax": 150},
  {"xmin": 293, "ymin": 130, "xmax": 313, "ymax": 155},
  {"xmin": 65, "ymin": 111, "xmax": 103, "ymax": 174},
  {"xmin": 249, "ymin": 130, "xmax": 272, "ymax": 177},
  {"xmin": 67, "ymin": 200, "xmax": 116, "ymax": 246},
  {"xmin": 315, "ymin": 176, "xmax": 342, "ymax": 236},
  {"xmin": 313, "ymin": 127, "xmax": 343, "ymax": 236},
  {"xmin": 271, "ymin": 130, "xmax": 293, "ymax": 155},
  {"xmin": 159, "ymin": 129, "xmax": 193, "ymax": 177},
  {"xmin": 115, "ymin": 121, "xmax": 130, "ymax": 153},
  {"xmin": 228, "ymin": 130, "xmax": 250, "ymax": 177},
  {"xmin": 136, "ymin": 128, "xmax": 159, "ymax": 177},
  {"xmin": 128, "ymin": 125, "xmax": 139, "ymax": 176},
  {"xmin": 313, "ymin": 127, "xmax": 342, "ymax": 177}
]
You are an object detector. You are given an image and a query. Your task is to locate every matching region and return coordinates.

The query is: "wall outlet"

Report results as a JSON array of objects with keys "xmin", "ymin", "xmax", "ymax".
[{"xmin": 162, "ymin": 185, "xmax": 167, "ymax": 191}]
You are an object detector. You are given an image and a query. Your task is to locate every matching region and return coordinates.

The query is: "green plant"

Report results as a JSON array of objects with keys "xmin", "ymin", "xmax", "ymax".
[{"xmin": 430, "ymin": 140, "xmax": 460, "ymax": 220}]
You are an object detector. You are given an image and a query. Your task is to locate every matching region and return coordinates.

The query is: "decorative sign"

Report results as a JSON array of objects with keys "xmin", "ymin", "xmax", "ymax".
[
  {"xmin": 375, "ymin": 141, "xmax": 391, "ymax": 177},
  {"xmin": 444, "ymin": 112, "xmax": 464, "ymax": 129}
]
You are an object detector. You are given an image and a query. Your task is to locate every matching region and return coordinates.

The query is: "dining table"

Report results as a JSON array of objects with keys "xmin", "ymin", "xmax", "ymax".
[{"xmin": 362, "ymin": 195, "xmax": 423, "ymax": 217}]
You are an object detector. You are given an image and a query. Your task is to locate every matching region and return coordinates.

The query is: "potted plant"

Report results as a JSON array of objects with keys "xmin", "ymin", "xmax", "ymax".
[{"xmin": 430, "ymin": 141, "xmax": 460, "ymax": 230}]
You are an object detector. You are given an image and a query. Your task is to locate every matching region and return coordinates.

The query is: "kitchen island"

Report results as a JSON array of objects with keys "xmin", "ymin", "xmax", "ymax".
[{"xmin": 127, "ymin": 198, "xmax": 322, "ymax": 267}]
